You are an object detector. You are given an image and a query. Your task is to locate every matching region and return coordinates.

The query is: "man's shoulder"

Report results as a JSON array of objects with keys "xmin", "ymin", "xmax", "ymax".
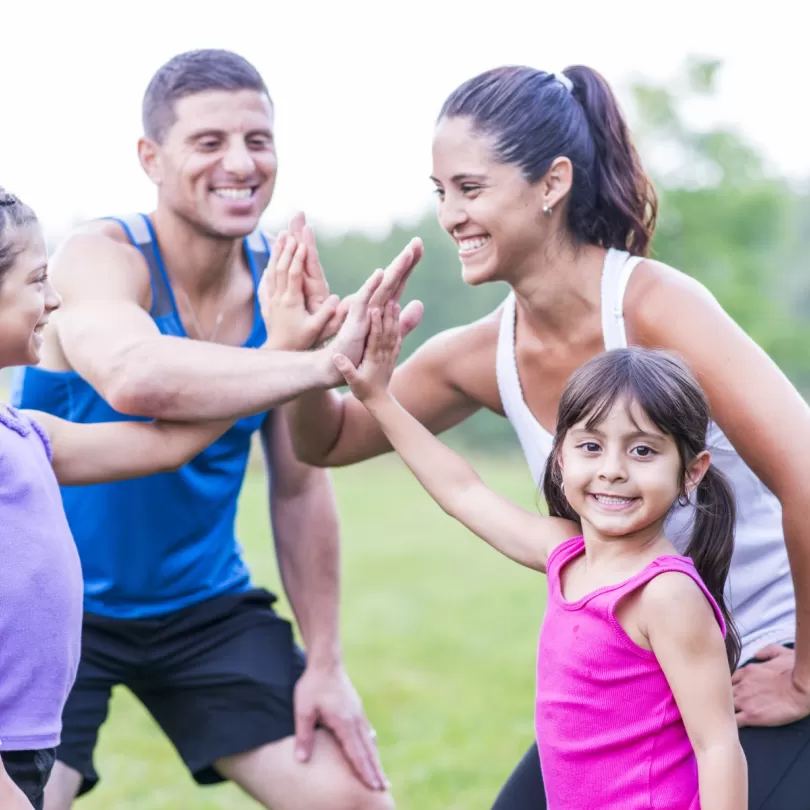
[
  {"xmin": 51, "ymin": 216, "xmax": 152, "ymax": 289},
  {"xmin": 67, "ymin": 215, "xmax": 143, "ymax": 246}
]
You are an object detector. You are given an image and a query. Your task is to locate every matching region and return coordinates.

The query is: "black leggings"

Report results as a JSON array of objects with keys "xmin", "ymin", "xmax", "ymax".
[{"xmin": 491, "ymin": 716, "xmax": 810, "ymax": 810}]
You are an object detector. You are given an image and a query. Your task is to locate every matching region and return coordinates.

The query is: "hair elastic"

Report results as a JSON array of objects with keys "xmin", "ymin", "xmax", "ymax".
[{"xmin": 553, "ymin": 72, "xmax": 573, "ymax": 92}]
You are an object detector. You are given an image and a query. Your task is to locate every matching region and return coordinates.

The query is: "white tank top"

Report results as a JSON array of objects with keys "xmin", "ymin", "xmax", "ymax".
[{"xmin": 496, "ymin": 248, "xmax": 795, "ymax": 664}]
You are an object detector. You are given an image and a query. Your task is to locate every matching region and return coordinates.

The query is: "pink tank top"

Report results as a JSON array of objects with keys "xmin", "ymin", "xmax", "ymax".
[{"xmin": 536, "ymin": 536, "xmax": 726, "ymax": 810}]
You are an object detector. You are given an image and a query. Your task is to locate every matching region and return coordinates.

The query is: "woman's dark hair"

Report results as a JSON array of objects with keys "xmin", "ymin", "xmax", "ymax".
[
  {"xmin": 541, "ymin": 348, "xmax": 741, "ymax": 671},
  {"xmin": 0, "ymin": 188, "xmax": 38, "ymax": 285},
  {"xmin": 438, "ymin": 65, "xmax": 657, "ymax": 257}
]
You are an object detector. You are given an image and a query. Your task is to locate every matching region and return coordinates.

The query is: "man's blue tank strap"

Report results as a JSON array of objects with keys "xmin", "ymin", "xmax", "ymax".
[
  {"xmin": 105, "ymin": 213, "xmax": 175, "ymax": 318},
  {"xmin": 106, "ymin": 214, "xmax": 271, "ymax": 307},
  {"xmin": 244, "ymin": 229, "xmax": 272, "ymax": 285}
]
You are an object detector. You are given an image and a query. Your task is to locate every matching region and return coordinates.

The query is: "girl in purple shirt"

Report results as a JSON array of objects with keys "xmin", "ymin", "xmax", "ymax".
[{"xmin": 0, "ymin": 190, "xmax": 239, "ymax": 809}]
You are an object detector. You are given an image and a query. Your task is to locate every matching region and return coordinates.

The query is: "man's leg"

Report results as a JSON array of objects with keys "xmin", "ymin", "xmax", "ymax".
[
  {"xmin": 42, "ymin": 762, "xmax": 82, "ymax": 810},
  {"xmin": 134, "ymin": 587, "xmax": 392, "ymax": 810},
  {"xmin": 43, "ymin": 613, "xmax": 129, "ymax": 810},
  {"xmin": 216, "ymin": 731, "xmax": 394, "ymax": 810}
]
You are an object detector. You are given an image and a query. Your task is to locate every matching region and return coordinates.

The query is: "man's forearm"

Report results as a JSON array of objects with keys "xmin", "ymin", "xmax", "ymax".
[
  {"xmin": 103, "ymin": 336, "xmax": 335, "ymax": 421},
  {"xmin": 271, "ymin": 472, "xmax": 343, "ymax": 668}
]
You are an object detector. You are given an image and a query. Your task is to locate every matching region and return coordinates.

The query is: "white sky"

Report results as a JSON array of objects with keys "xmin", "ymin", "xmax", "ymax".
[{"xmin": 1, "ymin": 1, "xmax": 804, "ymax": 241}]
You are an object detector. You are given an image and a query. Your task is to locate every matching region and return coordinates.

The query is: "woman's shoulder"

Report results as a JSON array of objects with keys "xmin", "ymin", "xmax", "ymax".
[
  {"xmin": 405, "ymin": 306, "xmax": 505, "ymax": 410},
  {"xmin": 623, "ymin": 258, "xmax": 725, "ymax": 346},
  {"xmin": 414, "ymin": 305, "xmax": 503, "ymax": 367}
]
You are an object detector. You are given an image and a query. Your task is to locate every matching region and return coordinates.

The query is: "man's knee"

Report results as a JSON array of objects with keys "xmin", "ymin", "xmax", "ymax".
[{"xmin": 326, "ymin": 785, "xmax": 396, "ymax": 810}]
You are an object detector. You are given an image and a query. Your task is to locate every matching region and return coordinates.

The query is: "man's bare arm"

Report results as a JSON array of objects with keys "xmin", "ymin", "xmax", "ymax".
[{"xmin": 50, "ymin": 230, "xmax": 349, "ymax": 421}]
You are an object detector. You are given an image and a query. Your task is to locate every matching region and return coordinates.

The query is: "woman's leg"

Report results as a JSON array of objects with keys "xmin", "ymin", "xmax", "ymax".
[
  {"xmin": 490, "ymin": 743, "xmax": 547, "ymax": 810},
  {"xmin": 741, "ymin": 715, "xmax": 810, "ymax": 809}
]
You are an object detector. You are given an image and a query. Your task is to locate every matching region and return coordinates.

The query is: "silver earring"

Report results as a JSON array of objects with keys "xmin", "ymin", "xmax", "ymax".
[
  {"xmin": 678, "ymin": 493, "xmax": 690, "ymax": 507},
  {"xmin": 543, "ymin": 204, "xmax": 553, "ymax": 216},
  {"xmin": 559, "ymin": 481, "xmax": 565, "ymax": 494}
]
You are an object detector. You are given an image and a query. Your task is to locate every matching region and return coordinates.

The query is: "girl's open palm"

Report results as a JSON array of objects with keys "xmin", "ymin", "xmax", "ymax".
[{"xmin": 334, "ymin": 302, "xmax": 402, "ymax": 403}]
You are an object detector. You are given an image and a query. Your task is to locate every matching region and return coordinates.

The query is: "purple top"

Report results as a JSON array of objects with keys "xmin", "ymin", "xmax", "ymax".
[{"xmin": 0, "ymin": 405, "xmax": 83, "ymax": 750}]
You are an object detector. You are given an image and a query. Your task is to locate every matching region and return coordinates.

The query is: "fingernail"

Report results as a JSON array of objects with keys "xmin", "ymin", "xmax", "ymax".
[{"xmin": 296, "ymin": 747, "xmax": 306, "ymax": 762}]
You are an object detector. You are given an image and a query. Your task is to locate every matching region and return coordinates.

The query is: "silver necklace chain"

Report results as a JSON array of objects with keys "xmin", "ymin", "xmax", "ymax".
[{"xmin": 173, "ymin": 274, "xmax": 232, "ymax": 343}]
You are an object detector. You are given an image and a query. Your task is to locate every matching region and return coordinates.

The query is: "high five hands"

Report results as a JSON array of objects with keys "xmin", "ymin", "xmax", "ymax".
[{"xmin": 260, "ymin": 211, "xmax": 424, "ymax": 355}]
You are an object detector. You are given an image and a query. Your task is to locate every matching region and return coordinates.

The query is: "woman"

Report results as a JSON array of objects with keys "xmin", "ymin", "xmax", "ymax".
[{"xmin": 266, "ymin": 65, "xmax": 810, "ymax": 809}]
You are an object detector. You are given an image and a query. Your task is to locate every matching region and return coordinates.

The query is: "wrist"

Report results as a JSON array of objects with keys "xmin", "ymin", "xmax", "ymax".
[
  {"xmin": 363, "ymin": 390, "xmax": 395, "ymax": 415},
  {"xmin": 792, "ymin": 659, "xmax": 810, "ymax": 697},
  {"xmin": 305, "ymin": 641, "xmax": 344, "ymax": 672},
  {"xmin": 310, "ymin": 347, "xmax": 342, "ymax": 389}
]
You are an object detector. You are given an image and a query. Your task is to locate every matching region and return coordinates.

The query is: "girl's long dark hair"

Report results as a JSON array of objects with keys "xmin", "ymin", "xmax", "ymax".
[{"xmin": 542, "ymin": 348, "xmax": 741, "ymax": 671}]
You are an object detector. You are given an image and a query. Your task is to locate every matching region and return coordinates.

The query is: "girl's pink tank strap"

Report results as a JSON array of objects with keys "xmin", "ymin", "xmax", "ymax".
[
  {"xmin": 607, "ymin": 555, "xmax": 727, "ymax": 638},
  {"xmin": 545, "ymin": 536, "xmax": 585, "ymax": 593}
]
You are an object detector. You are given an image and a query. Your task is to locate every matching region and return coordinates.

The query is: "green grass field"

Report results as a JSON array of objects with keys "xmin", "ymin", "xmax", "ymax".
[{"xmin": 75, "ymin": 453, "xmax": 547, "ymax": 810}]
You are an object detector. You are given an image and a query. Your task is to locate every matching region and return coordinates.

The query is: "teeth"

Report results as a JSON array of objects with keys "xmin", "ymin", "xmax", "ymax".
[
  {"xmin": 213, "ymin": 188, "xmax": 253, "ymax": 200},
  {"xmin": 594, "ymin": 495, "xmax": 633, "ymax": 505},
  {"xmin": 458, "ymin": 236, "xmax": 490, "ymax": 253}
]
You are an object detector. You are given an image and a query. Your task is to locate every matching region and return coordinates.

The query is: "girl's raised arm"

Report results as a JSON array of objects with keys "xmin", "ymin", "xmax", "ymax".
[{"xmin": 336, "ymin": 304, "xmax": 578, "ymax": 571}]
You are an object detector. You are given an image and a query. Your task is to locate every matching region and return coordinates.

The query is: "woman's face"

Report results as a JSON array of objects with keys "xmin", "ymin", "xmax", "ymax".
[{"xmin": 431, "ymin": 115, "xmax": 551, "ymax": 286}]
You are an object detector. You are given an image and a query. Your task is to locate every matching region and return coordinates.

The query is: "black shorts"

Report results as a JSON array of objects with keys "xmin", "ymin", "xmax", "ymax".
[
  {"xmin": 2, "ymin": 748, "xmax": 56, "ymax": 810},
  {"xmin": 57, "ymin": 587, "xmax": 306, "ymax": 797}
]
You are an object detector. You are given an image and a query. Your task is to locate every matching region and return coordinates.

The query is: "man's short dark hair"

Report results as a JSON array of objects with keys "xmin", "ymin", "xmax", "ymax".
[{"xmin": 142, "ymin": 49, "xmax": 271, "ymax": 143}]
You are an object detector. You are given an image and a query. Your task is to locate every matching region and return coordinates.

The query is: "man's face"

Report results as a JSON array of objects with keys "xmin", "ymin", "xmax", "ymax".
[{"xmin": 143, "ymin": 88, "xmax": 277, "ymax": 239}]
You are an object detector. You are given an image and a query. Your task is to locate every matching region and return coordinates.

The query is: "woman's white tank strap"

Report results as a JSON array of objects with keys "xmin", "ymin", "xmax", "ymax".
[{"xmin": 600, "ymin": 248, "xmax": 644, "ymax": 351}]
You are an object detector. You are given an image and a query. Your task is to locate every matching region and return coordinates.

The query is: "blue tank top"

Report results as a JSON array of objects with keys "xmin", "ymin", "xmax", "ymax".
[{"xmin": 11, "ymin": 214, "xmax": 271, "ymax": 619}]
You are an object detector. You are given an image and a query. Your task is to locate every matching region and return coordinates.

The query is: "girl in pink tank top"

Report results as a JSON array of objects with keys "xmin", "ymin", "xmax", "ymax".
[{"xmin": 334, "ymin": 310, "xmax": 747, "ymax": 809}]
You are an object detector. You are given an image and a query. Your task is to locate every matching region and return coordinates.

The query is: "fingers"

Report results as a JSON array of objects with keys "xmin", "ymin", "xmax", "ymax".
[
  {"xmin": 294, "ymin": 702, "xmax": 317, "ymax": 764},
  {"xmin": 261, "ymin": 231, "xmax": 287, "ymax": 298},
  {"xmin": 354, "ymin": 717, "xmax": 388, "ymax": 790},
  {"xmin": 753, "ymin": 644, "xmax": 788, "ymax": 661},
  {"xmin": 286, "ymin": 241, "xmax": 308, "ymax": 304},
  {"xmin": 309, "ymin": 294, "xmax": 340, "ymax": 338},
  {"xmin": 317, "ymin": 307, "xmax": 349, "ymax": 345},
  {"xmin": 398, "ymin": 299, "xmax": 424, "ymax": 339},
  {"xmin": 274, "ymin": 231, "xmax": 299, "ymax": 295},
  {"xmin": 365, "ymin": 308, "xmax": 384, "ymax": 360},
  {"xmin": 327, "ymin": 715, "xmax": 383, "ymax": 791},
  {"xmin": 351, "ymin": 269, "xmax": 384, "ymax": 315},
  {"xmin": 289, "ymin": 211, "xmax": 306, "ymax": 240},
  {"xmin": 302, "ymin": 224, "xmax": 324, "ymax": 279},
  {"xmin": 381, "ymin": 301, "xmax": 398, "ymax": 353},
  {"xmin": 333, "ymin": 353, "xmax": 360, "ymax": 386},
  {"xmin": 370, "ymin": 245, "xmax": 413, "ymax": 309},
  {"xmin": 392, "ymin": 237, "xmax": 424, "ymax": 302}
]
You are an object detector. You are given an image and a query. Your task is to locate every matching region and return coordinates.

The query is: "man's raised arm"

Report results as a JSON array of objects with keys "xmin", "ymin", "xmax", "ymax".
[{"xmin": 50, "ymin": 229, "xmax": 352, "ymax": 422}]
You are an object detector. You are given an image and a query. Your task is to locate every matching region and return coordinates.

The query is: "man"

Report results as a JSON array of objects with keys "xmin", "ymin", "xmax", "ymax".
[{"xmin": 12, "ymin": 49, "xmax": 422, "ymax": 810}]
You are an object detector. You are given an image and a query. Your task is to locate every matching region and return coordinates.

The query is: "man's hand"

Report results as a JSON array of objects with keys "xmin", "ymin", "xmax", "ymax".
[
  {"xmin": 733, "ymin": 644, "xmax": 810, "ymax": 727},
  {"xmin": 259, "ymin": 231, "xmax": 339, "ymax": 351},
  {"xmin": 290, "ymin": 211, "xmax": 425, "ymax": 345},
  {"xmin": 288, "ymin": 212, "xmax": 333, "ymax": 321},
  {"xmin": 293, "ymin": 664, "xmax": 388, "ymax": 791}
]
